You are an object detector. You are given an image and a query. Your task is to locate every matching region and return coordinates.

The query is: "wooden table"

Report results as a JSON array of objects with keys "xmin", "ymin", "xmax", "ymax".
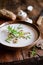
[
  {"xmin": 0, "ymin": 0, "xmax": 43, "ymax": 65},
  {"xmin": 0, "ymin": 18, "xmax": 43, "ymax": 65}
]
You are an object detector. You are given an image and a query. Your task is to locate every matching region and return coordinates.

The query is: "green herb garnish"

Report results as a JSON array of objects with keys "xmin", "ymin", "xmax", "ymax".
[
  {"xmin": 17, "ymin": 24, "xmax": 22, "ymax": 29},
  {"xmin": 26, "ymin": 35, "xmax": 31, "ymax": 39},
  {"xmin": 7, "ymin": 26, "xmax": 18, "ymax": 35},
  {"xmin": 31, "ymin": 46, "xmax": 36, "ymax": 56},
  {"xmin": 5, "ymin": 26, "xmax": 31, "ymax": 43}
]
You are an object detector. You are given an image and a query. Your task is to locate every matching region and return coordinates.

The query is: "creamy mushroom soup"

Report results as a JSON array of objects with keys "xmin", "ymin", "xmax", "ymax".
[{"xmin": 0, "ymin": 24, "xmax": 38, "ymax": 47}]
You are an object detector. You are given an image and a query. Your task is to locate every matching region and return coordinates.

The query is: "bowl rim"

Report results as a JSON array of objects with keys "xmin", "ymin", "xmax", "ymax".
[{"xmin": 0, "ymin": 21, "xmax": 40, "ymax": 48}]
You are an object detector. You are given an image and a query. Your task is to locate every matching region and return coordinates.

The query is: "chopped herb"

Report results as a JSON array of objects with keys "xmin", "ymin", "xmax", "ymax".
[
  {"xmin": 5, "ymin": 37, "xmax": 11, "ymax": 43},
  {"xmin": 17, "ymin": 24, "xmax": 22, "ymax": 29},
  {"xmin": 26, "ymin": 35, "xmax": 31, "ymax": 39},
  {"xmin": 5, "ymin": 26, "xmax": 31, "ymax": 43},
  {"xmin": 31, "ymin": 46, "xmax": 36, "ymax": 56},
  {"xmin": 31, "ymin": 50, "xmax": 36, "ymax": 56},
  {"xmin": 18, "ymin": 31, "xmax": 24, "ymax": 37},
  {"xmin": 7, "ymin": 26, "xmax": 18, "ymax": 36}
]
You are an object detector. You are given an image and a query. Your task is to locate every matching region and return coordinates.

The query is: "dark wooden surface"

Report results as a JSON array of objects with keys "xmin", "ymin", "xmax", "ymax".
[
  {"xmin": 0, "ymin": 0, "xmax": 43, "ymax": 23},
  {"xmin": 0, "ymin": 0, "xmax": 43, "ymax": 65}
]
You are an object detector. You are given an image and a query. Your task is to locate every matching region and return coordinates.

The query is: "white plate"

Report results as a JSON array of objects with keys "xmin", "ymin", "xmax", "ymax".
[{"xmin": 0, "ymin": 23, "xmax": 38, "ymax": 48}]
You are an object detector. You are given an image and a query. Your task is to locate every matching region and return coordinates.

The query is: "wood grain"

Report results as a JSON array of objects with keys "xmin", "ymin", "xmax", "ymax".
[{"xmin": 0, "ymin": 0, "xmax": 43, "ymax": 63}]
